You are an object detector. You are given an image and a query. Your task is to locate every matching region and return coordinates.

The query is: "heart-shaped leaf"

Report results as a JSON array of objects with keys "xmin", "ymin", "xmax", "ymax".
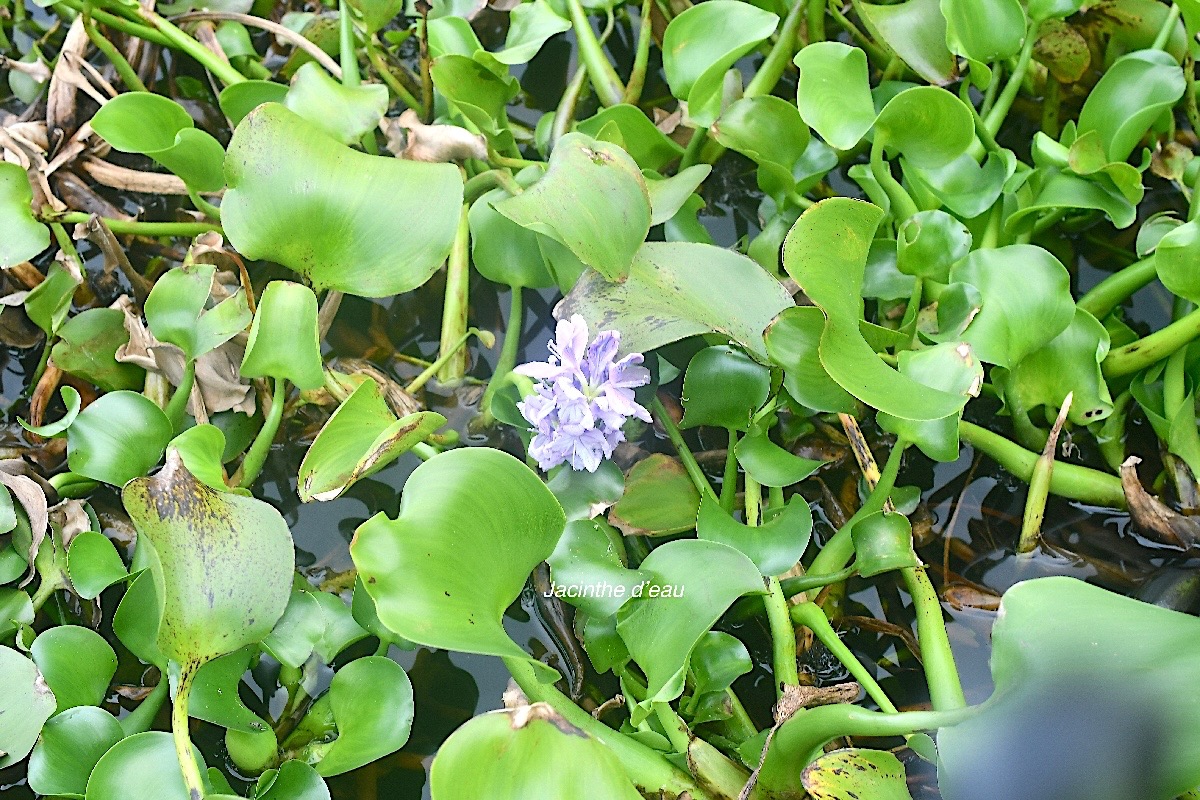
[
  {"xmin": 84, "ymin": 731, "xmax": 201, "ymax": 800},
  {"xmin": 67, "ymin": 531, "xmax": 128, "ymax": 600},
  {"xmin": 547, "ymin": 519, "xmax": 648, "ymax": 617},
  {"xmin": 680, "ymin": 345, "xmax": 771, "ymax": 431},
  {"xmin": 240, "ymin": 280, "xmax": 323, "ymax": 390},
  {"xmin": 67, "ymin": 392, "xmax": 174, "ymax": 486},
  {"xmin": 546, "ymin": 460, "xmax": 625, "ymax": 521},
  {"xmin": 875, "ymin": 87, "xmax": 975, "ymax": 168},
  {"xmin": 609, "ymin": 454, "xmax": 701, "ymax": 537},
  {"xmin": 764, "ymin": 307, "xmax": 857, "ymax": 414},
  {"xmin": 712, "ymin": 95, "xmax": 811, "ymax": 204},
  {"xmin": 28, "ymin": 706, "xmax": 124, "ymax": 799},
  {"xmin": 308, "ymin": 656, "xmax": 413, "ymax": 776},
  {"xmin": 1077, "ymin": 49, "xmax": 1185, "ymax": 163},
  {"xmin": 942, "ymin": 0, "xmax": 1026, "ymax": 62},
  {"xmin": 877, "ymin": 342, "xmax": 982, "ymax": 462},
  {"xmin": 223, "ymin": 103, "xmax": 463, "ymax": 297},
  {"xmin": 283, "ymin": 62, "xmax": 388, "ymax": 145},
  {"xmin": 0, "ymin": 645, "xmax": 56, "ymax": 768},
  {"xmin": 734, "ymin": 424, "xmax": 825, "ymax": 486},
  {"xmin": 492, "ymin": 0, "xmax": 570, "ymax": 64},
  {"xmin": 255, "ymin": 760, "xmax": 330, "ymax": 800},
  {"xmin": 1154, "ymin": 218, "xmax": 1200, "ymax": 304},
  {"xmin": 0, "ymin": 162, "xmax": 50, "ymax": 267},
  {"xmin": 145, "ymin": 265, "xmax": 251, "ymax": 362},
  {"xmin": 30, "ymin": 626, "xmax": 117, "ymax": 712},
  {"xmin": 857, "ymin": 0, "xmax": 956, "ymax": 84},
  {"xmin": 352, "ymin": 448, "xmax": 565, "ymax": 680},
  {"xmin": 189, "ymin": 647, "xmax": 267, "ymax": 732},
  {"xmin": 576, "ymin": 105, "xmax": 684, "ymax": 171},
  {"xmin": 804, "ymin": 748, "xmax": 914, "ymax": 800},
  {"xmin": 51, "ymin": 308, "xmax": 145, "ymax": 392},
  {"xmin": 696, "ymin": 495, "xmax": 812, "ymax": 576},
  {"xmin": 794, "ymin": 42, "xmax": 876, "ymax": 150}
]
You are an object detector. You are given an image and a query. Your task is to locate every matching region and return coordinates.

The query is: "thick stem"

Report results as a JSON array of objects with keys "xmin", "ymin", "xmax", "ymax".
[
  {"xmin": 171, "ymin": 663, "xmax": 206, "ymax": 800},
  {"xmin": 1152, "ymin": 3, "xmax": 1181, "ymax": 50},
  {"xmin": 791, "ymin": 602, "xmax": 896, "ymax": 712},
  {"xmin": 503, "ymin": 656, "xmax": 715, "ymax": 799},
  {"xmin": 238, "ymin": 377, "xmax": 286, "ymax": 488},
  {"xmin": 1018, "ymin": 393, "xmax": 1072, "ymax": 553},
  {"xmin": 165, "ymin": 359, "xmax": 197, "ymax": 432},
  {"xmin": 870, "ymin": 138, "xmax": 920, "ymax": 222},
  {"xmin": 436, "ymin": 206, "xmax": 471, "ymax": 386},
  {"xmin": 40, "ymin": 212, "xmax": 221, "ymax": 237},
  {"xmin": 958, "ymin": 421, "xmax": 1127, "ymax": 508},
  {"xmin": 121, "ymin": 678, "xmax": 170, "ymax": 736},
  {"xmin": 478, "ymin": 288, "xmax": 523, "ymax": 426},
  {"xmin": 979, "ymin": 20, "xmax": 1041, "ymax": 142},
  {"xmin": 720, "ymin": 429, "xmax": 738, "ymax": 512},
  {"xmin": 900, "ymin": 566, "xmax": 966, "ymax": 710},
  {"xmin": 622, "ymin": 0, "xmax": 653, "ymax": 104},
  {"xmin": 744, "ymin": 0, "xmax": 806, "ymax": 98},
  {"xmin": 808, "ymin": 443, "xmax": 904, "ymax": 576},
  {"xmin": 651, "ymin": 396, "xmax": 718, "ymax": 502},
  {"xmin": 1103, "ymin": 307, "xmax": 1200, "ymax": 377},
  {"xmin": 409, "ymin": 327, "xmax": 488, "ymax": 394},
  {"xmin": 765, "ymin": 576, "xmax": 799, "ymax": 695},
  {"xmin": 1076, "ymin": 257, "xmax": 1157, "ymax": 319},
  {"xmin": 139, "ymin": 8, "xmax": 246, "ymax": 85},
  {"xmin": 565, "ymin": 0, "xmax": 625, "ymax": 107},
  {"xmin": 806, "ymin": 0, "xmax": 825, "ymax": 42},
  {"xmin": 552, "ymin": 64, "xmax": 590, "ymax": 148},
  {"xmin": 338, "ymin": 0, "xmax": 360, "ymax": 86}
]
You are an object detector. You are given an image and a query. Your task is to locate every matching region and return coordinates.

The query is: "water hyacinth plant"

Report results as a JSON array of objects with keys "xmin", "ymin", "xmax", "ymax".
[{"xmin": 3, "ymin": 0, "xmax": 1200, "ymax": 798}]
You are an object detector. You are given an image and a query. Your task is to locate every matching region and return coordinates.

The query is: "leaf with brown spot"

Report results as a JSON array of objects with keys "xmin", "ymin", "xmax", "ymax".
[{"xmin": 802, "ymin": 748, "xmax": 913, "ymax": 800}]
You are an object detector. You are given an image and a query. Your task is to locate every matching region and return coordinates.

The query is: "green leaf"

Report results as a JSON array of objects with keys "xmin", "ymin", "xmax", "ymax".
[
  {"xmin": 857, "ymin": 0, "xmax": 957, "ymax": 84},
  {"xmin": 240, "ymin": 280, "xmax": 323, "ymax": 389},
  {"xmin": 696, "ymin": 495, "xmax": 812, "ymax": 576},
  {"xmin": 469, "ymin": 181, "xmax": 556, "ymax": 289},
  {"xmin": 168, "ymin": 424, "xmax": 232, "ymax": 493},
  {"xmin": 430, "ymin": 708, "xmax": 643, "ymax": 799},
  {"xmin": 646, "ymin": 165, "xmax": 711, "ymax": 226},
  {"xmin": 262, "ymin": 588, "xmax": 325, "ymax": 669},
  {"xmin": 0, "ymin": 587, "xmax": 34, "ymax": 640},
  {"xmin": 218, "ymin": 80, "xmax": 290, "ymax": 127},
  {"xmin": 51, "ymin": 308, "xmax": 145, "ymax": 391},
  {"xmin": 0, "ymin": 645, "xmax": 57, "ymax": 768},
  {"xmin": 429, "ymin": 54, "xmax": 520, "ymax": 149},
  {"xmin": 30, "ymin": 626, "xmax": 117, "ymax": 712},
  {"xmin": 712, "ymin": 95, "xmax": 810, "ymax": 204},
  {"xmin": 25, "ymin": 261, "xmax": 80, "ymax": 337},
  {"xmin": 896, "ymin": 210, "xmax": 972, "ymax": 282},
  {"xmin": 938, "ymin": 577, "xmax": 1200, "ymax": 798},
  {"xmin": 310, "ymin": 656, "xmax": 413, "ymax": 776},
  {"xmin": 782, "ymin": 199, "xmax": 967, "ymax": 421},
  {"xmin": 904, "ymin": 150, "xmax": 1015, "ymax": 219},
  {"xmin": 609, "ymin": 454, "xmax": 701, "ymax": 537},
  {"xmin": 875, "ymin": 86, "xmax": 975, "ymax": 168},
  {"xmin": 941, "ymin": 0, "xmax": 1025, "ymax": 62},
  {"xmin": 84, "ymin": 731, "xmax": 201, "ymax": 800},
  {"xmin": 734, "ymin": 424, "xmax": 825, "ymax": 486},
  {"xmin": 559, "ymin": 242, "xmax": 795, "ymax": 362},
  {"xmin": 1077, "ymin": 49, "xmax": 1185, "ymax": 163},
  {"xmin": 190, "ymin": 647, "xmax": 266, "ymax": 732},
  {"xmin": 576, "ymin": 105, "xmax": 684, "ymax": 171},
  {"xmin": 255, "ymin": 760, "xmax": 330, "ymax": 800},
  {"xmin": 547, "ymin": 519, "xmax": 648, "ymax": 617},
  {"xmin": 1027, "ymin": 0, "xmax": 1086, "ymax": 20},
  {"xmin": 113, "ymin": 570, "xmax": 166, "ymax": 668},
  {"xmin": 223, "ymin": 103, "xmax": 464, "ymax": 297},
  {"xmin": 1154, "ymin": 218, "xmax": 1200, "ymax": 304},
  {"xmin": 662, "ymin": 1, "xmax": 779, "ymax": 126},
  {"xmin": 21, "ymin": 386, "xmax": 81, "ymax": 438},
  {"xmin": 123, "ymin": 452, "xmax": 294, "ymax": 666},
  {"xmin": 495, "ymin": 133, "xmax": 650, "ymax": 283},
  {"xmin": 283, "ymin": 62, "xmax": 388, "ymax": 145},
  {"xmin": 680, "ymin": 345, "xmax": 771, "ymax": 431},
  {"xmin": 691, "ymin": 631, "xmax": 752, "ymax": 699},
  {"xmin": 146, "ymin": 265, "xmax": 251, "ymax": 361},
  {"xmin": 764, "ymin": 307, "xmax": 857, "ymax": 414},
  {"xmin": 851, "ymin": 511, "xmax": 917, "ymax": 577},
  {"xmin": 546, "ymin": 460, "xmax": 625, "ymax": 521},
  {"xmin": 794, "ymin": 42, "xmax": 876, "ymax": 150},
  {"xmin": 617, "ymin": 539, "xmax": 765, "ymax": 717},
  {"xmin": 346, "ymin": 0, "xmax": 403, "ymax": 34},
  {"xmin": 298, "ymin": 379, "xmax": 446, "ymax": 501},
  {"xmin": 950, "ymin": 244, "xmax": 1074, "ymax": 367},
  {"xmin": 67, "ymin": 391, "xmax": 174, "ymax": 486},
  {"xmin": 91, "ymin": 92, "xmax": 226, "ymax": 192},
  {"xmin": 67, "ymin": 531, "xmax": 128, "ymax": 600},
  {"xmin": 351, "ymin": 448, "xmax": 565, "ymax": 680},
  {"xmin": 1005, "ymin": 168, "xmax": 1137, "ymax": 231},
  {"xmin": 877, "ymin": 342, "xmax": 982, "ymax": 462},
  {"xmin": 492, "ymin": 0, "xmax": 570, "ymax": 64},
  {"xmin": 29, "ymin": 706, "xmax": 124, "ymax": 799},
  {"xmin": 803, "ymin": 748, "xmax": 914, "ymax": 800},
  {"xmin": 0, "ymin": 162, "xmax": 50, "ymax": 267}
]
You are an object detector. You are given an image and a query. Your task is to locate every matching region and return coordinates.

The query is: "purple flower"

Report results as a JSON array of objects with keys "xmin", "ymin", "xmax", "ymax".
[{"xmin": 514, "ymin": 315, "xmax": 651, "ymax": 472}]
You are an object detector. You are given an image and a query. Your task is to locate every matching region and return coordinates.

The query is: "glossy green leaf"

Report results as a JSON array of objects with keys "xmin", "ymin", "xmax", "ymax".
[
  {"xmin": 240, "ymin": 280, "xmax": 323, "ymax": 389},
  {"xmin": 878, "ymin": 343, "xmax": 982, "ymax": 462},
  {"xmin": 30, "ymin": 626, "xmax": 117, "ymax": 712},
  {"xmin": 0, "ymin": 587, "xmax": 33, "ymax": 639},
  {"xmin": 429, "ymin": 54, "xmax": 520, "ymax": 149},
  {"xmin": 559, "ymin": 242, "xmax": 795, "ymax": 361},
  {"xmin": 712, "ymin": 95, "xmax": 810, "ymax": 204},
  {"xmin": 904, "ymin": 150, "xmax": 1014, "ymax": 219},
  {"xmin": 123, "ymin": 452, "xmax": 294, "ymax": 666},
  {"xmin": 224, "ymin": 103, "xmax": 463, "ymax": 297},
  {"xmin": 734, "ymin": 424, "xmax": 825, "ymax": 486},
  {"xmin": 283, "ymin": 62, "xmax": 387, "ymax": 144},
  {"xmin": 146, "ymin": 265, "xmax": 251, "ymax": 361},
  {"xmin": 875, "ymin": 86, "xmax": 975, "ymax": 168},
  {"xmin": 782, "ymin": 199, "xmax": 967, "ymax": 421},
  {"xmin": 617, "ymin": 539, "xmax": 765, "ymax": 716},
  {"xmin": 680, "ymin": 345, "xmax": 771, "ymax": 431},
  {"xmin": 795, "ymin": 42, "xmax": 875, "ymax": 150},
  {"xmin": 25, "ymin": 261, "xmax": 80, "ymax": 337},
  {"xmin": 226, "ymin": 726, "xmax": 278, "ymax": 775},
  {"xmin": 691, "ymin": 631, "xmax": 752, "ymax": 699},
  {"xmin": 646, "ymin": 165, "xmax": 711, "ymax": 226},
  {"xmin": 310, "ymin": 656, "xmax": 413, "ymax": 776},
  {"xmin": 67, "ymin": 391, "xmax": 173, "ymax": 486},
  {"xmin": 495, "ymin": 133, "xmax": 650, "ymax": 283},
  {"xmin": 950, "ymin": 245, "xmax": 1074, "ymax": 367},
  {"xmin": 609, "ymin": 454, "xmax": 700, "ymax": 537},
  {"xmin": 764, "ymin": 307, "xmax": 857, "ymax": 414},
  {"xmin": 66, "ymin": 531, "xmax": 127, "ymax": 600},
  {"xmin": 469, "ymin": 184, "xmax": 556, "ymax": 289},
  {"xmin": 857, "ymin": 0, "xmax": 956, "ymax": 84},
  {"xmin": 352, "ymin": 448, "xmax": 565, "ymax": 680},
  {"xmin": 51, "ymin": 308, "xmax": 144, "ymax": 391},
  {"xmin": 804, "ymin": 748, "xmax": 914, "ymax": 800},
  {"xmin": 1154, "ymin": 218, "xmax": 1200, "ymax": 304},
  {"xmin": 91, "ymin": 92, "xmax": 226, "ymax": 192},
  {"xmin": 896, "ymin": 210, "xmax": 972, "ymax": 282},
  {"xmin": 218, "ymin": 80, "xmax": 290, "ymax": 127},
  {"xmin": 939, "ymin": 577, "xmax": 1200, "ymax": 799},
  {"xmin": 298, "ymin": 379, "xmax": 446, "ymax": 501},
  {"xmin": 1006, "ymin": 168, "xmax": 1137, "ymax": 231},
  {"xmin": 262, "ymin": 588, "xmax": 325, "ymax": 669},
  {"xmin": 696, "ymin": 495, "xmax": 812, "ymax": 577},
  {"xmin": 168, "ymin": 424, "xmax": 231, "ymax": 493},
  {"xmin": 256, "ymin": 760, "xmax": 330, "ymax": 800},
  {"xmin": 1078, "ymin": 48, "xmax": 1185, "ymax": 163},
  {"xmin": 112, "ymin": 570, "xmax": 166, "ymax": 668},
  {"xmin": 28, "ymin": 706, "xmax": 124, "ymax": 799},
  {"xmin": 346, "ymin": 0, "xmax": 402, "ymax": 33},
  {"xmin": 0, "ymin": 645, "xmax": 56, "ymax": 768},
  {"xmin": 189, "ymin": 647, "xmax": 265, "ymax": 732},
  {"xmin": 547, "ymin": 519, "xmax": 648, "ymax": 617},
  {"xmin": 546, "ymin": 460, "xmax": 625, "ymax": 521},
  {"xmin": 21, "ymin": 385, "xmax": 81, "ymax": 437},
  {"xmin": 575, "ymin": 105, "xmax": 684, "ymax": 171},
  {"xmin": 1027, "ymin": 0, "xmax": 1086, "ymax": 20},
  {"xmin": 84, "ymin": 731, "xmax": 201, "ymax": 800},
  {"xmin": 851, "ymin": 511, "xmax": 917, "ymax": 577},
  {"xmin": 430, "ymin": 708, "xmax": 643, "ymax": 800},
  {"xmin": 0, "ymin": 162, "xmax": 50, "ymax": 267},
  {"xmin": 661, "ymin": 0, "xmax": 779, "ymax": 126},
  {"xmin": 492, "ymin": 0, "xmax": 570, "ymax": 64},
  {"xmin": 942, "ymin": 0, "xmax": 1025, "ymax": 62}
]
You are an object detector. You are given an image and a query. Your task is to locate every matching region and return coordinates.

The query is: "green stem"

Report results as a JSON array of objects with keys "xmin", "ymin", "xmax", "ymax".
[
  {"xmin": 622, "ymin": 0, "xmax": 653, "ymax": 104},
  {"xmin": 40, "ymin": 212, "xmax": 221, "ymax": 237},
  {"xmin": 165, "ymin": 359, "xmax": 197, "ymax": 432},
  {"xmin": 503, "ymin": 657, "xmax": 715, "ymax": 799},
  {"xmin": 653, "ymin": 702, "xmax": 691, "ymax": 753},
  {"xmin": 338, "ymin": 0, "xmax": 360, "ymax": 86},
  {"xmin": 239, "ymin": 377, "xmax": 286, "ymax": 488},
  {"xmin": 870, "ymin": 138, "xmax": 919, "ymax": 221},
  {"xmin": 779, "ymin": 566, "xmax": 858, "ymax": 597},
  {"xmin": 720, "ymin": 429, "xmax": 738, "ymax": 512},
  {"xmin": 83, "ymin": 9, "xmax": 147, "ymax": 91},
  {"xmin": 808, "ymin": 443, "xmax": 905, "ymax": 576},
  {"xmin": 806, "ymin": 0, "xmax": 825, "ymax": 42},
  {"xmin": 651, "ymin": 396, "xmax": 718, "ymax": 502},
  {"xmin": 30, "ymin": 575, "xmax": 61, "ymax": 613},
  {"xmin": 552, "ymin": 63, "xmax": 590, "ymax": 147},
  {"xmin": 186, "ymin": 188, "xmax": 221, "ymax": 221},
  {"xmin": 121, "ymin": 678, "xmax": 169, "ymax": 736},
  {"xmin": 958, "ymin": 421, "xmax": 1127, "ymax": 508},
  {"xmin": 1076, "ymin": 256, "xmax": 1156, "ymax": 319},
  {"xmin": 980, "ymin": 20, "xmax": 1041, "ymax": 142},
  {"xmin": 565, "ymin": 0, "xmax": 625, "ymax": 107},
  {"xmin": 56, "ymin": 0, "xmax": 171, "ymax": 46},
  {"xmin": 139, "ymin": 8, "xmax": 246, "ymax": 86},
  {"xmin": 171, "ymin": 663, "xmax": 207, "ymax": 800},
  {"xmin": 366, "ymin": 38, "xmax": 425, "ymax": 116},
  {"xmin": 900, "ymin": 565, "xmax": 966, "ymax": 710},
  {"xmin": 678, "ymin": 126, "xmax": 708, "ymax": 171},
  {"xmin": 791, "ymin": 602, "xmax": 896, "ymax": 712},
  {"xmin": 765, "ymin": 576, "xmax": 799, "ymax": 695},
  {"xmin": 478, "ymin": 288, "xmax": 523, "ymax": 426},
  {"xmin": 436, "ymin": 206, "xmax": 471, "ymax": 386},
  {"xmin": 744, "ymin": 0, "xmax": 806, "ymax": 98},
  {"xmin": 408, "ymin": 327, "xmax": 487, "ymax": 394},
  {"xmin": 1152, "ymin": 3, "xmax": 1181, "ymax": 50},
  {"xmin": 1103, "ymin": 307, "xmax": 1200, "ymax": 378}
]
